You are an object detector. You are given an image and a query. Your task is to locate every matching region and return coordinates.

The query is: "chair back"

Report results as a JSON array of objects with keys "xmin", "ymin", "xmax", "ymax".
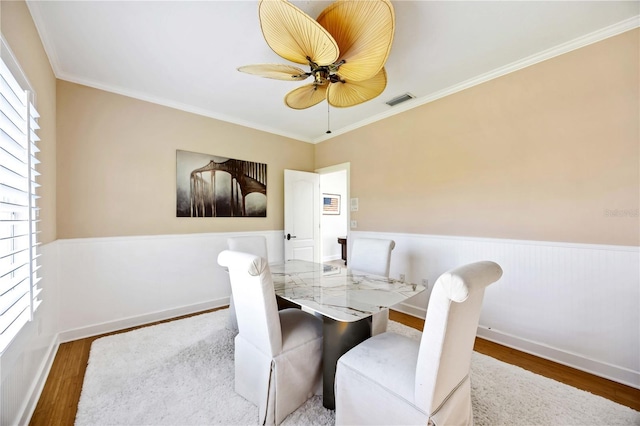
[
  {"xmin": 217, "ymin": 250, "xmax": 282, "ymax": 356},
  {"xmin": 415, "ymin": 261, "xmax": 503, "ymax": 413},
  {"xmin": 349, "ymin": 238, "xmax": 396, "ymax": 277},
  {"xmin": 227, "ymin": 236, "xmax": 268, "ymax": 260}
]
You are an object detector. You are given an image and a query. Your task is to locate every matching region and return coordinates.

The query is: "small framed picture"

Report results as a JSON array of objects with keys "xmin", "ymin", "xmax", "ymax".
[{"xmin": 322, "ymin": 193, "xmax": 341, "ymax": 215}]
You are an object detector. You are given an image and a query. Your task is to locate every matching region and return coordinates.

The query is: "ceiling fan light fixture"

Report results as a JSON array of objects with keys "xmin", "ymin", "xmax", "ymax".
[
  {"xmin": 239, "ymin": 0, "xmax": 396, "ymax": 112},
  {"xmin": 385, "ymin": 92, "xmax": 415, "ymax": 107}
]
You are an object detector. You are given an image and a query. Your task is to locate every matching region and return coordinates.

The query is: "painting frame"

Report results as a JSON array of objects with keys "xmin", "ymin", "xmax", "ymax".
[
  {"xmin": 322, "ymin": 193, "xmax": 341, "ymax": 215},
  {"xmin": 176, "ymin": 149, "xmax": 267, "ymax": 218}
]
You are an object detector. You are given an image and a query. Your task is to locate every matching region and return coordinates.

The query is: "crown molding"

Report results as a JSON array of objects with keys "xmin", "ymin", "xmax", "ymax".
[
  {"xmin": 26, "ymin": 1, "xmax": 63, "ymax": 80},
  {"xmin": 55, "ymin": 71, "xmax": 313, "ymax": 143},
  {"xmin": 311, "ymin": 15, "xmax": 640, "ymax": 144}
]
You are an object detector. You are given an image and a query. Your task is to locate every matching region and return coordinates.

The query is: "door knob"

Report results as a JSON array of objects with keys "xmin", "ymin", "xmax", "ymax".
[{"xmin": 286, "ymin": 233, "xmax": 297, "ymax": 240}]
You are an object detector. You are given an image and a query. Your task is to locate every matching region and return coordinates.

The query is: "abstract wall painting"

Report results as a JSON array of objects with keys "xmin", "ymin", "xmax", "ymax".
[{"xmin": 176, "ymin": 150, "xmax": 267, "ymax": 217}]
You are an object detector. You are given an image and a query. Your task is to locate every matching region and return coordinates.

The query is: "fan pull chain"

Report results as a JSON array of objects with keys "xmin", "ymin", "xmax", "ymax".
[{"xmin": 326, "ymin": 103, "xmax": 332, "ymax": 134}]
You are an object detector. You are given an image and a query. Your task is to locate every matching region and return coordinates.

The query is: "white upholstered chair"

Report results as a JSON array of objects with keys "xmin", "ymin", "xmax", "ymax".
[
  {"xmin": 349, "ymin": 237, "xmax": 396, "ymax": 335},
  {"xmin": 349, "ymin": 237, "xmax": 396, "ymax": 277},
  {"xmin": 335, "ymin": 261, "xmax": 503, "ymax": 426},
  {"xmin": 218, "ymin": 250, "xmax": 323, "ymax": 425},
  {"xmin": 226, "ymin": 236, "xmax": 268, "ymax": 331}
]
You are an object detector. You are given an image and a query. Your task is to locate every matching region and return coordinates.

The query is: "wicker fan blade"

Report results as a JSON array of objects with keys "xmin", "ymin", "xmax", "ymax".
[
  {"xmin": 259, "ymin": 0, "xmax": 339, "ymax": 66},
  {"xmin": 327, "ymin": 67, "xmax": 387, "ymax": 108},
  {"xmin": 237, "ymin": 64, "xmax": 309, "ymax": 81},
  {"xmin": 284, "ymin": 83, "xmax": 329, "ymax": 109},
  {"xmin": 317, "ymin": 0, "xmax": 395, "ymax": 82}
]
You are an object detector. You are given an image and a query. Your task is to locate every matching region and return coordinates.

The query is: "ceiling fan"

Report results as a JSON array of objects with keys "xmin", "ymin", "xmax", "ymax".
[{"xmin": 238, "ymin": 0, "xmax": 395, "ymax": 110}]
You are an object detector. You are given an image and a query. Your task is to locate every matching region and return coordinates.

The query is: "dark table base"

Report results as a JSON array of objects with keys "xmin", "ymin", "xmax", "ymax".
[{"xmin": 321, "ymin": 315, "xmax": 372, "ymax": 409}]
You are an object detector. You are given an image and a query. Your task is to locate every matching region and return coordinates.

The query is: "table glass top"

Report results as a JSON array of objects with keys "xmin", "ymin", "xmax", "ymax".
[{"xmin": 270, "ymin": 260, "xmax": 425, "ymax": 322}]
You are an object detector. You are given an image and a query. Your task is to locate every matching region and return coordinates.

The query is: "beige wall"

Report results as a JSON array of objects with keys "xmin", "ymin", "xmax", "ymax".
[
  {"xmin": 1, "ymin": 0, "xmax": 57, "ymax": 244},
  {"xmin": 56, "ymin": 81, "xmax": 314, "ymax": 239},
  {"xmin": 316, "ymin": 30, "xmax": 639, "ymax": 246},
  {"xmin": 6, "ymin": 1, "xmax": 637, "ymax": 246}
]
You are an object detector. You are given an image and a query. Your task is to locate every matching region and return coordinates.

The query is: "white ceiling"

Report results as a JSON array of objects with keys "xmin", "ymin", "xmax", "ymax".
[{"xmin": 27, "ymin": 1, "xmax": 639, "ymax": 143}]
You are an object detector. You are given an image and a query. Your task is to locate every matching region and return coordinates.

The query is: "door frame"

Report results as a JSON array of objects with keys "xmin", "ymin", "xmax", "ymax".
[{"xmin": 315, "ymin": 162, "xmax": 351, "ymax": 263}]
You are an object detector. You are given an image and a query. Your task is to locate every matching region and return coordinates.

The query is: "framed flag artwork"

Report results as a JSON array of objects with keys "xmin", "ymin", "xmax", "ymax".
[{"xmin": 322, "ymin": 193, "xmax": 341, "ymax": 215}]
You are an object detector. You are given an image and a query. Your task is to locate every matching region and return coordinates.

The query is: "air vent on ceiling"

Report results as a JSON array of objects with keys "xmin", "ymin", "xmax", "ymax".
[{"xmin": 385, "ymin": 92, "xmax": 416, "ymax": 107}]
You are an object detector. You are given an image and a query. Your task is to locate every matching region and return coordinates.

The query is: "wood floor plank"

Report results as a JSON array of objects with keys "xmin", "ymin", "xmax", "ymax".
[{"xmin": 29, "ymin": 309, "xmax": 639, "ymax": 425}]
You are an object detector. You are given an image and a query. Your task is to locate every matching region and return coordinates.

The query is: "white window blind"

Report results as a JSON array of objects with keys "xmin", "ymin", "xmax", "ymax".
[{"xmin": 0, "ymin": 50, "xmax": 41, "ymax": 354}]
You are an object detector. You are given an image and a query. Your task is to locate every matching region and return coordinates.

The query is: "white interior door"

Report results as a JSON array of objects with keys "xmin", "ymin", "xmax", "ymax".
[{"xmin": 284, "ymin": 169, "xmax": 320, "ymax": 262}]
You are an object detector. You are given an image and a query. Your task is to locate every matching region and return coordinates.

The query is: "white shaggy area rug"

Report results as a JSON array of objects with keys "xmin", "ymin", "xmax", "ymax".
[{"xmin": 75, "ymin": 309, "xmax": 639, "ymax": 425}]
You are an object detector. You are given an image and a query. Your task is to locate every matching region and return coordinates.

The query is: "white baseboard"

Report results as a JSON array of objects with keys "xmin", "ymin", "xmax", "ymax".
[
  {"xmin": 394, "ymin": 302, "xmax": 427, "ymax": 319},
  {"xmin": 322, "ymin": 254, "xmax": 342, "ymax": 262},
  {"xmin": 58, "ymin": 298, "xmax": 229, "ymax": 343},
  {"xmin": 17, "ymin": 337, "xmax": 59, "ymax": 426},
  {"xmin": 391, "ymin": 302, "xmax": 640, "ymax": 390},
  {"xmin": 476, "ymin": 326, "xmax": 640, "ymax": 390}
]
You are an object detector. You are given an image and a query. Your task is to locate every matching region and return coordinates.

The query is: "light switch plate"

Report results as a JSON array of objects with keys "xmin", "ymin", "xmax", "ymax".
[
  {"xmin": 350, "ymin": 220, "xmax": 357, "ymax": 229},
  {"xmin": 350, "ymin": 198, "xmax": 359, "ymax": 211}
]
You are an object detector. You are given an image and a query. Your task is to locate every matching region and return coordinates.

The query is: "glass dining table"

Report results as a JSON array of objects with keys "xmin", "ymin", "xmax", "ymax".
[{"xmin": 270, "ymin": 259, "xmax": 426, "ymax": 409}]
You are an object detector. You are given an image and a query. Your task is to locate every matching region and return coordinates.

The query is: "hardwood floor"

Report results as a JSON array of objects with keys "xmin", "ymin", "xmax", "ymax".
[
  {"xmin": 389, "ymin": 310, "xmax": 640, "ymax": 412},
  {"xmin": 29, "ymin": 309, "xmax": 639, "ymax": 425}
]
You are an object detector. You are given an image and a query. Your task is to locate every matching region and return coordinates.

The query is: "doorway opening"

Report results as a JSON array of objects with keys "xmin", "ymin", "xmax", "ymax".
[{"xmin": 316, "ymin": 163, "xmax": 350, "ymax": 264}]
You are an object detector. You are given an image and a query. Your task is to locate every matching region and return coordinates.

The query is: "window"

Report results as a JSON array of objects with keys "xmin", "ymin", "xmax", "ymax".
[{"xmin": 0, "ymin": 39, "xmax": 41, "ymax": 354}]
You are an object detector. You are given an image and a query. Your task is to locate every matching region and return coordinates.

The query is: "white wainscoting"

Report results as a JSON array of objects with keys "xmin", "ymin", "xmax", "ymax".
[
  {"xmin": 1, "ymin": 241, "xmax": 60, "ymax": 426},
  {"xmin": 349, "ymin": 231, "xmax": 640, "ymax": 389},
  {"xmin": 11, "ymin": 229, "xmax": 638, "ymax": 425},
  {"xmin": 57, "ymin": 231, "xmax": 285, "ymax": 342}
]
